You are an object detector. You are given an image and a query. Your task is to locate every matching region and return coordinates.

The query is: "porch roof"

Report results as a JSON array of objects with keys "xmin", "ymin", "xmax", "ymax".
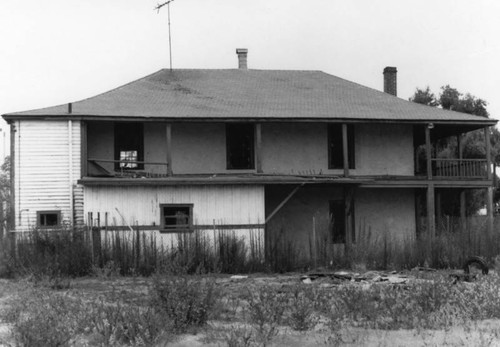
[{"xmin": 3, "ymin": 69, "xmax": 496, "ymax": 126}]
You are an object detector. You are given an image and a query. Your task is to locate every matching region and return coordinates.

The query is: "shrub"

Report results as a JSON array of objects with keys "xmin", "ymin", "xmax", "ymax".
[
  {"xmin": 150, "ymin": 275, "xmax": 217, "ymax": 333},
  {"xmin": 244, "ymin": 284, "xmax": 287, "ymax": 345}
]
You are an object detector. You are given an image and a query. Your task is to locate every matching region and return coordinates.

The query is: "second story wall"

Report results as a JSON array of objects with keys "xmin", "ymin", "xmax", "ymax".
[
  {"xmin": 354, "ymin": 124, "xmax": 414, "ymax": 175},
  {"xmin": 86, "ymin": 121, "xmax": 415, "ymax": 177}
]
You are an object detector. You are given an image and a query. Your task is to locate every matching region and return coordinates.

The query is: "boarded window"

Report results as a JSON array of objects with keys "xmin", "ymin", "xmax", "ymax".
[
  {"xmin": 160, "ymin": 204, "xmax": 193, "ymax": 232},
  {"xmin": 226, "ymin": 124, "xmax": 255, "ymax": 170},
  {"xmin": 37, "ymin": 211, "xmax": 61, "ymax": 228},
  {"xmin": 114, "ymin": 123, "xmax": 144, "ymax": 170},
  {"xmin": 328, "ymin": 124, "xmax": 355, "ymax": 169}
]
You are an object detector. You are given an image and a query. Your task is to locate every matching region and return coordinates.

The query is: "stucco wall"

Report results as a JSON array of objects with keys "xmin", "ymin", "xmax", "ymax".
[
  {"xmin": 265, "ymin": 185, "xmax": 344, "ymax": 252},
  {"xmin": 265, "ymin": 186, "xmax": 416, "ymax": 257},
  {"xmin": 262, "ymin": 123, "xmax": 327, "ymax": 174},
  {"xmin": 171, "ymin": 123, "xmax": 227, "ymax": 174},
  {"xmin": 355, "ymin": 188, "xmax": 416, "ymax": 247},
  {"xmin": 86, "ymin": 121, "xmax": 415, "ymax": 176},
  {"xmin": 354, "ymin": 124, "xmax": 414, "ymax": 175}
]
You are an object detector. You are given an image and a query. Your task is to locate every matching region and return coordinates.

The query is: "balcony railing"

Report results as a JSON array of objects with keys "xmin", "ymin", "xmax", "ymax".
[{"xmin": 431, "ymin": 158, "xmax": 489, "ymax": 179}]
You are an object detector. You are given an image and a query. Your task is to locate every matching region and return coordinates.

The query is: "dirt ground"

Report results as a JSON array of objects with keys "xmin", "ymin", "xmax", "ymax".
[{"xmin": 1, "ymin": 275, "xmax": 500, "ymax": 346}]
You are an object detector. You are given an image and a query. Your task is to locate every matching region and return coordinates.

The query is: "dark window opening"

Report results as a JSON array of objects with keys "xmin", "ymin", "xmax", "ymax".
[
  {"xmin": 114, "ymin": 122, "xmax": 144, "ymax": 170},
  {"xmin": 328, "ymin": 124, "xmax": 355, "ymax": 169},
  {"xmin": 160, "ymin": 204, "xmax": 193, "ymax": 232},
  {"xmin": 37, "ymin": 211, "xmax": 61, "ymax": 228},
  {"xmin": 226, "ymin": 124, "xmax": 255, "ymax": 170},
  {"xmin": 329, "ymin": 198, "xmax": 355, "ymax": 244}
]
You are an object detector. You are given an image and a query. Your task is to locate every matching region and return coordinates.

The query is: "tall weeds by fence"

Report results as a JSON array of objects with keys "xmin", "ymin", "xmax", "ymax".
[{"xmin": 1, "ymin": 216, "xmax": 500, "ymax": 278}]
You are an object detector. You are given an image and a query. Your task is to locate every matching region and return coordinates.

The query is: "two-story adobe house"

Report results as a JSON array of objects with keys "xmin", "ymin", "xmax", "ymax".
[{"xmin": 3, "ymin": 49, "xmax": 496, "ymax": 256}]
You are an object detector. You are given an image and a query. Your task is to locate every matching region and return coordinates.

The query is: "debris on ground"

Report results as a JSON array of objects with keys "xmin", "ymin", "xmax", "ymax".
[{"xmin": 300, "ymin": 271, "xmax": 411, "ymax": 285}]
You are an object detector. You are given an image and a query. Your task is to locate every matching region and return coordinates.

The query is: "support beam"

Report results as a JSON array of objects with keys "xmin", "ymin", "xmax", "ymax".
[
  {"xmin": 265, "ymin": 184, "xmax": 304, "ymax": 224},
  {"xmin": 342, "ymin": 123, "xmax": 349, "ymax": 177},
  {"xmin": 460, "ymin": 189, "xmax": 466, "ymax": 230},
  {"xmin": 81, "ymin": 121, "xmax": 88, "ymax": 178},
  {"xmin": 425, "ymin": 125, "xmax": 432, "ymax": 179},
  {"xmin": 426, "ymin": 183, "xmax": 436, "ymax": 241},
  {"xmin": 255, "ymin": 123, "xmax": 262, "ymax": 173},
  {"xmin": 166, "ymin": 123, "xmax": 173, "ymax": 176},
  {"xmin": 487, "ymin": 187, "xmax": 494, "ymax": 234},
  {"xmin": 435, "ymin": 190, "xmax": 441, "ymax": 229},
  {"xmin": 485, "ymin": 127, "xmax": 492, "ymax": 180},
  {"xmin": 344, "ymin": 186, "xmax": 355, "ymax": 253}
]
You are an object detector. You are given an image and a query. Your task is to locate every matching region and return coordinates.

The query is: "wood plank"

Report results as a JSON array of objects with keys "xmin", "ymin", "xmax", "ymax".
[{"xmin": 265, "ymin": 184, "xmax": 304, "ymax": 223}]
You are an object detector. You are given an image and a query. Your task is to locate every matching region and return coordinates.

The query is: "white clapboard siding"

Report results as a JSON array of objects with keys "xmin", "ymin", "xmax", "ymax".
[
  {"xmin": 15, "ymin": 120, "xmax": 81, "ymax": 231},
  {"xmin": 84, "ymin": 185, "xmax": 265, "ymax": 227}
]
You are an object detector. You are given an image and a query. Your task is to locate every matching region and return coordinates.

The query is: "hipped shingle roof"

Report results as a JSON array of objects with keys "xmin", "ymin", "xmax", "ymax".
[{"xmin": 3, "ymin": 69, "xmax": 495, "ymax": 125}]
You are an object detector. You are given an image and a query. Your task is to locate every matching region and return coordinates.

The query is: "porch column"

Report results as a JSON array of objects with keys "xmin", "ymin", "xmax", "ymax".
[
  {"xmin": 425, "ymin": 124, "xmax": 436, "ymax": 239},
  {"xmin": 344, "ymin": 186, "xmax": 355, "ymax": 255},
  {"xmin": 484, "ymin": 127, "xmax": 493, "ymax": 233},
  {"xmin": 435, "ymin": 190, "xmax": 441, "ymax": 229},
  {"xmin": 255, "ymin": 123, "xmax": 262, "ymax": 173},
  {"xmin": 460, "ymin": 189, "xmax": 466, "ymax": 231},
  {"xmin": 427, "ymin": 183, "xmax": 436, "ymax": 240},
  {"xmin": 487, "ymin": 187, "xmax": 494, "ymax": 234},
  {"xmin": 81, "ymin": 121, "xmax": 88, "ymax": 177},
  {"xmin": 342, "ymin": 123, "xmax": 349, "ymax": 177},
  {"xmin": 425, "ymin": 124, "xmax": 432, "ymax": 179},
  {"xmin": 166, "ymin": 123, "xmax": 173, "ymax": 176}
]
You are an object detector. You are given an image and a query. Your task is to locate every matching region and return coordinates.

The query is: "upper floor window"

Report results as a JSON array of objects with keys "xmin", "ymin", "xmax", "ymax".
[
  {"xmin": 226, "ymin": 124, "xmax": 255, "ymax": 170},
  {"xmin": 114, "ymin": 122, "xmax": 144, "ymax": 170},
  {"xmin": 328, "ymin": 124, "xmax": 355, "ymax": 169}
]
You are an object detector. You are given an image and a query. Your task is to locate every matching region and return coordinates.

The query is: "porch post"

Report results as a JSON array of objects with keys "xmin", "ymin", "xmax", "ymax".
[
  {"xmin": 487, "ymin": 187, "xmax": 494, "ymax": 234},
  {"xmin": 427, "ymin": 183, "xmax": 436, "ymax": 241},
  {"xmin": 485, "ymin": 127, "xmax": 492, "ymax": 180},
  {"xmin": 460, "ymin": 189, "xmax": 466, "ymax": 231},
  {"xmin": 255, "ymin": 123, "xmax": 262, "ymax": 173},
  {"xmin": 425, "ymin": 124, "xmax": 432, "ymax": 179},
  {"xmin": 81, "ymin": 121, "xmax": 88, "ymax": 177},
  {"xmin": 435, "ymin": 190, "xmax": 441, "ymax": 230},
  {"xmin": 166, "ymin": 123, "xmax": 173, "ymax": 176},
  {"xmin": 342, "ymin": 123, "xmax": 349, "ymax": 177},
  {"xmin": 485, "ymin": 127, "xmax": 494, "ymax": 234}
]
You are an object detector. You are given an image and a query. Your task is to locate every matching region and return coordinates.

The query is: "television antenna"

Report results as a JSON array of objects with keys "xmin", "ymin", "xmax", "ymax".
[{"xmin": 155, "ymin": 0, "xmax": 175, "ymax": 71}]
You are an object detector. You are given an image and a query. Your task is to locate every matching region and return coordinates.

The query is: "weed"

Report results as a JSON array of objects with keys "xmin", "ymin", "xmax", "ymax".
[
  {"xmin": 150, "ymin": 275, "xmax": 217, "ymax": 333},
  {"xmin": 245, "ymin": 284, "xmax": 287, "ymax": 346},
  {"xmin": 286, "ymin": 285, "xmax": 318, "ymax": 331}
]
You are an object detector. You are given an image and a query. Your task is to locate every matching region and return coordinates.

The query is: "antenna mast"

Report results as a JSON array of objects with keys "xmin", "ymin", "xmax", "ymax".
[{"xmin": 155, "ymin": 0, "xmax": 175, "ymax": 71}]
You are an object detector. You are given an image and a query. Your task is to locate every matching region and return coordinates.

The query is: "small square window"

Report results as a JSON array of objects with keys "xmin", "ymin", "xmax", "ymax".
[
  {"xmin": 160, "ymin": 204, "xmax": 193, "ymax": 232},
  {"xmin": 37, "ymin": 211, "xmax": 61, "ymax": 228}
]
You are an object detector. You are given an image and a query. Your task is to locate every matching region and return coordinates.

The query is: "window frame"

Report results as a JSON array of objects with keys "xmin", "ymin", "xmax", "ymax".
[
  {"xmin": 37, "ymin": 210, "xmax": 61, "ymax": 228},
  {"xmin": 114, "ymin": 122, "xmax": 144, "ymax": 171},
  {"xmin": 226, "ymin": 123, "xmax": 255, "ymax": 170},
  {"xmin": 159, "ymin": 203, "xmax": 194, "ymax": 233},
  {"xmin": 328, "ymin": 124, "xmax": 355, "ymax": 170}
]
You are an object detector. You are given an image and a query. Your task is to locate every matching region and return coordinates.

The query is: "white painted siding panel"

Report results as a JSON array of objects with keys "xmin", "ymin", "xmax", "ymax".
[
  {"xmin": 15, "ymin": 120, "xmax": 81, "ymax": 231},
  {"xmin": 84, "ymin": 185, "xmax": 265, "ymax": 227}
]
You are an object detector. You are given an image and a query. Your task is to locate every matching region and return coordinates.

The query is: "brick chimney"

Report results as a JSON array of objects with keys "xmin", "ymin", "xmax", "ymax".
[
  {"xmin": 236, "ymin": 48, "xmax": 248, "ymax": 69},
  {"xmin": 383, "ymin": 66, "xmax": 397, "ymax": 96}
]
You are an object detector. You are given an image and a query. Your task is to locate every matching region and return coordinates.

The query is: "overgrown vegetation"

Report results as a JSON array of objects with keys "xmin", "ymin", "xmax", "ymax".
[
  {"xmin": 4, "ymin": 271, "xmax": 500, "ymax": 346},
  {"xmin": 1, "ymin": 215, "xmax": 500, "ymax": 280}
]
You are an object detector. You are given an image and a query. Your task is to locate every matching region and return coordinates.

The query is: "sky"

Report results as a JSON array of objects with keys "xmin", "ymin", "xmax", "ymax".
[{"xmin": 1, "ymin": 0, "xmax": 499, "ymax": 159}]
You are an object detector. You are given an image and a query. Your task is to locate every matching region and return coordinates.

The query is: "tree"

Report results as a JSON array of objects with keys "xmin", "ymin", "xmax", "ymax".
[
  {"xmin": 408, "ymin": 86, "xmax": 439, "ymax": 107},
  {"xmin": 0, "ymin": 156, "xmax": 10, "ymax": 233}
]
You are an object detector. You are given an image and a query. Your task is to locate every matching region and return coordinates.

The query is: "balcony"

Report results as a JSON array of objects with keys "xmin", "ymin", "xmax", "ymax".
[{"xmin": 431, "ymin": 159, "xmax": 489, "ymax": 179}]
